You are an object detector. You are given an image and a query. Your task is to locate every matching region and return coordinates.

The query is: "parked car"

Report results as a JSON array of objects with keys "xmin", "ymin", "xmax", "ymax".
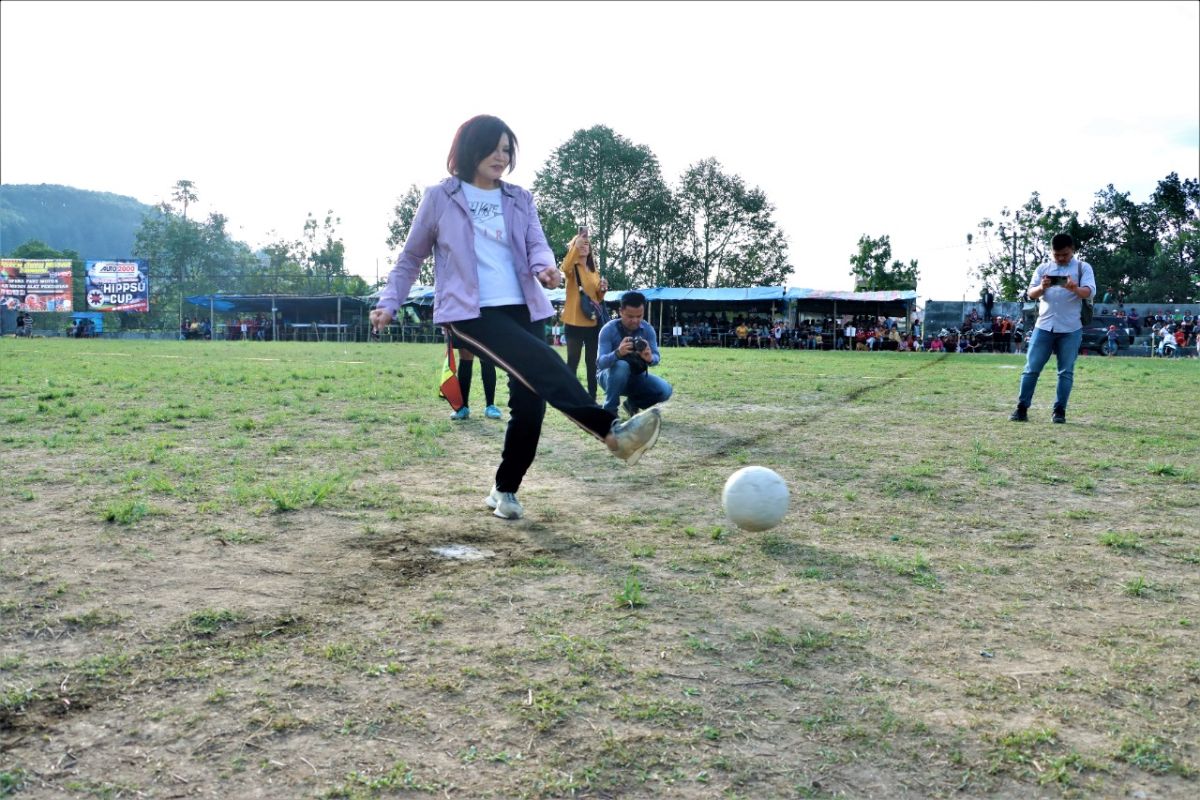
[{"xmin": 1080, "ymin": 315, "xmax": 1136, "ymax": 354}]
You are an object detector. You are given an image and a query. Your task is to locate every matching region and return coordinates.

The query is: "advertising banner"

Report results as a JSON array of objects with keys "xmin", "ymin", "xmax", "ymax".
[
  {"xmin": 0, "ymin": 259, "xmax": 74, "ymax": 312},
  {"xmin": 85, "ymin": 260, "xmax": 149, "ymax": 312}
]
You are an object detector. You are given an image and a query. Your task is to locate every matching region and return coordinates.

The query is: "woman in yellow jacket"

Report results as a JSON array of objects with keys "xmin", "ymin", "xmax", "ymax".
[{"xmin": 560, "ymin": 229, "xmax": 608, "ymax": 401}]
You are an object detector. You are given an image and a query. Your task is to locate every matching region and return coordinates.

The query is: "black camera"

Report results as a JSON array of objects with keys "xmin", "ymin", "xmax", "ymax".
[
  {"xmin": 1047, "ymin": 275, "xmax": 1068, "ymax": 286},
  {"xmin": 622, "ymin": 336, "xmax": 650, "ymax": 374}
]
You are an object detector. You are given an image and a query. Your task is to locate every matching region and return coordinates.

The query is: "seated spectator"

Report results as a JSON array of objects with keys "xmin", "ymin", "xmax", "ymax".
[
  {"xmin": 929, "ymin": 336, "xmax": 944, "ymax": 352},
  {"xmin": 1156, "ymin": 326, "xmax": 1176, "ymax": 357}
]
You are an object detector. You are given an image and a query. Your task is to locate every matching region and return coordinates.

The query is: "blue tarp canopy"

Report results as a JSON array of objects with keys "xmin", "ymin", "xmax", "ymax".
[
  {"xmin": 782, "ymin": 287, "xmax": 916, "ymax": 317},
  {"xmin": 784, "ymin": 288, "xmax": 917, "ymax": 303},
  {"xmin": 184, "ymin": 294, "xmax": 372, "ymax": 321},
  {"xmin": 70, "ymin": 311, "xmax": 104, "ymax": 333},
  {"xmin": 640, "ymin": 286, "xmax": 787, "ymax": 302},
  {"xmin": 366, "ymin": 284, "xmax": 914, "ymax": 316}
]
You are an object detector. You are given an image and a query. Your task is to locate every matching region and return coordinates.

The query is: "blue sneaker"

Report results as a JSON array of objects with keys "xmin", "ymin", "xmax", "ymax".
[
  {"xmin": 484, "ymin": 404, "xmax": 502, "ymax": 419},
  {"xmin": 450, "ymin": 406, "xmax": 470, "ymax": 421}
]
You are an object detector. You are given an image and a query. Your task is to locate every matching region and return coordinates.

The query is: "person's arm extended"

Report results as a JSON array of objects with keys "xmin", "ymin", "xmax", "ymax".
[
  {"xmin": 644, "ymin": 325, "xmax": 662, "ymax": 366},
  {"xmin": 377, "ymin": 187, "xmax": 437, "ymax": 320},
  {"xmin": 597, "ymin": 323, "xmax": 621, "ymax": 371}
]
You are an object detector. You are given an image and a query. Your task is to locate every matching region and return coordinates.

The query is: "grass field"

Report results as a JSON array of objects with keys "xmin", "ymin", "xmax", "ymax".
[{"xmin": 1, "ymin": 337, "xmax": 1197, "ymax": 799}]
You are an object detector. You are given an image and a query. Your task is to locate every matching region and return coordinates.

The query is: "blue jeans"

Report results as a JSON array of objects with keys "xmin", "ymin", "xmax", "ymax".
[
  {"xmin": 1018, "ymin": 327, "xmax": 1082, "ymax": 410},
  {"xmin": 598, "ymin": 359, "xmax": 673, "ymax": 415}
]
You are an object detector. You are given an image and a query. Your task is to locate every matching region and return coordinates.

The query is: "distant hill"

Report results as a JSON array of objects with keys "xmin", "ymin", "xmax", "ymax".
[{"xmin": 0, "ymin": 183, "xmax": 158, "ymax": 259}]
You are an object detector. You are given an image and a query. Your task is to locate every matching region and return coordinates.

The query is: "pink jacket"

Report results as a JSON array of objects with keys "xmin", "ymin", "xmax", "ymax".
[{"xmin": 376, "ymin": 177, "xmax": 556, "ymax": 324}]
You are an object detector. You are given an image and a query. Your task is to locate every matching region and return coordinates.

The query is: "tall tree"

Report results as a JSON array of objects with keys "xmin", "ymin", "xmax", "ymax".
[
  {"xmin": 1145, "ymin": 173, "xmax": 1200, "ymax": 303},
  {"xmin": 262, "ymin": 211, "xmax": 367, "ymax": 297},
  {"xmin": 171, "ymin": 180, "xmax": 197, "ymax": 220},
  {"xmin": 676, "ymin": 158, "xmax": 791, "ymax": 287},
  {"xmin": 532, "ymin": 125, "xmax": 675, "ymax": 285},
  {"xmin": 385, "ymin": 184, "xmax": 434, "ymax": 286},
  {"xmin": 132, "ymin": 181, "xmax": 261, "ymax": 329},
  {"xmin": 969, "ymin": 193, "xmax": 1086, "ymax": 300},
  {"xmin": 970, "ymin": 174, "xmax": 1198, "ymax": 304},
  {"xmin": 848, "ymin": 234, "xmax": 919, "ymax": 291},
  {"xmin": 301, "ymin": 211, "xmax": 347, "ymax": 293}
]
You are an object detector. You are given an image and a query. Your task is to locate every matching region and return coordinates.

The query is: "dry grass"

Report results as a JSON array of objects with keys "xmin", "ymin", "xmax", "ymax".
[{"xmin": 1, "ymin": 338, "xmax": 1197, "ymax": 798}]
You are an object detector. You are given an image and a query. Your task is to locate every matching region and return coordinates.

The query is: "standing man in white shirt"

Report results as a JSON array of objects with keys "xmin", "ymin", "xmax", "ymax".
[{"xmin": 1009, "ymin": 233, "xmax": 1096, "ymax": 424}]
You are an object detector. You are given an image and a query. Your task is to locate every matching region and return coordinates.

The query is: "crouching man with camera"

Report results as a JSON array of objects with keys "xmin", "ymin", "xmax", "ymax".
[{"xmin": 597, "ymin": 291, "xmax": 673, "ymax": 418}]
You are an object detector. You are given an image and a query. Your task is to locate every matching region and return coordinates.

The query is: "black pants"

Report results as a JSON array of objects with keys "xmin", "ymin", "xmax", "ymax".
[
  {"xmin": 447, "ymin": 306, "xmax": 618, "ymax": 494},
  {"xmin": 563, "ymin": 322, "xmax": 601, "ymax": 401}
]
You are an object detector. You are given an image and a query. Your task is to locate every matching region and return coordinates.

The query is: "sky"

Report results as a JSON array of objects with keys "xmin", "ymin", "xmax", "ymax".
[{"xmin": 2, "ymin": 0, "xmax": 1197, "ymax": 302}]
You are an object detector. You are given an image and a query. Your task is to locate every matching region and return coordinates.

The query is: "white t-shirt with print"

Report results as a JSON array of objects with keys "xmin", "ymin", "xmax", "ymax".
[{"xmin": 461, "ymin": 183, "xmax": 524, "ymax": 307}]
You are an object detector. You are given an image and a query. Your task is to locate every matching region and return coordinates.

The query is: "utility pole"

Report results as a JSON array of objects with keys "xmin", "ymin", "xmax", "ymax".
[{"xmin": 1011, "ymin": 218, "xmax": 1018, "ymax": 296}]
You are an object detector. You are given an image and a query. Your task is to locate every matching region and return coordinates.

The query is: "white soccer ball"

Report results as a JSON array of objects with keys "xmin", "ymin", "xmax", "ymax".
[{"xmin": 722, "ymin": 466, "xmax": 790, "ymax": 531}]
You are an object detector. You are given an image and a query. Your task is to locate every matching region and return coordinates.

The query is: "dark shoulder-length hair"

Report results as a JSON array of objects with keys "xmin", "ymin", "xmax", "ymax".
[{"xmin": 447, "ymin": 115, "xmax": 518, "ymax": 183}]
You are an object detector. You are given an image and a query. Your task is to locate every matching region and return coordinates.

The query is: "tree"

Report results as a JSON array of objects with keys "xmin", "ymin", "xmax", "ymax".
[
  {"xmin": 532, "ymin": 125, "xmax": 675, "ymax": 285},
  {"xmin": 262, "ymin": 211, "xmax": 367, "ymax": 297},
  {"xmin": 385, "ymin": 184, "xmax": 434, "ymax": 285},
  {"xmin": 132, "ymin": 181, "xmax": 261, "ymax": 329},
  {"xmin": 1137, "ymin": 173, "xmax": 1198, "ymax": 303},
  {"xmin": 171, "ymin": 180, "xmax": 197, "ymax": 220},
  {"xmin": 970, "ymin": 193, "xmax": 1085, "ymax": 301},
  {"xmin": 848, "ymin": 234, "xmax": 919, "ymax": 291},
  {"xmin": 675, "ymin": 158, "xmax": 791, "ymax": 288},
  {"xmin": 301, "ymin": 211, "xmax": 348, "ymax": 292},
  {"xmin": 970, "ymin": 174, "xmax": 1198, "ymax": 304}
]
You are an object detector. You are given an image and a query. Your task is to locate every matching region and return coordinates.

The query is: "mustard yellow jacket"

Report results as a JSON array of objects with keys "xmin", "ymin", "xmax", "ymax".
[{"xmin": 560, "ymin": 240, "xmax": 604, "ymax": 327}]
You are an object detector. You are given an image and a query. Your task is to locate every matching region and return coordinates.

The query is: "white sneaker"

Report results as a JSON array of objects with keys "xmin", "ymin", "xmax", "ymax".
[
  {"xmin": 609, "ymin": 406, "xmax": 662, "ymax": 466},
  {"xmin": 484, "ymin": 487, "xmax": 524, "ymax": 520}
]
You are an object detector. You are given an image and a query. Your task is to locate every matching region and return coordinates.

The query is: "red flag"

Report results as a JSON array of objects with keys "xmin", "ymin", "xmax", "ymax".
[{"xmin": 438, "ymin": 333, "xmax": 464, "ymax": 410}]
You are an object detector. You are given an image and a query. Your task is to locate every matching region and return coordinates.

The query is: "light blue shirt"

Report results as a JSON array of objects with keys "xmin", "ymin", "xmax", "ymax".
[
  {"xmin": 1029, "ymin": 258, "xmax": 1097, "ymax": 333},
  {"xmin": 597, "ymin": 318, "xmax": 661, "ymax": 372}
]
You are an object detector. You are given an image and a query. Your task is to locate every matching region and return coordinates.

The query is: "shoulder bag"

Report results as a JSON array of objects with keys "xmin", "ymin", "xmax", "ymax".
[
  {"xmin": 1077, "ymin": 262, "xmax": 1094, "ymax": 325},
  {"xmin": 574, "ymin": 264, "xmax": 606, "ymax": 323}
]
